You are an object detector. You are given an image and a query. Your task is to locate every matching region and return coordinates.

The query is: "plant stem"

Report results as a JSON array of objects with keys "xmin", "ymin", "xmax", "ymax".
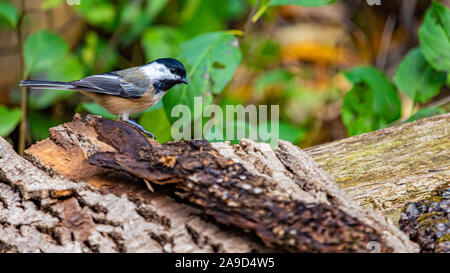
[
  {"xmin": 428, "ymin": 96, "xmax": 450, "ymax": 108},
  {"xmin": 243, "ymin": 0, "xmax": 262, "ymax": 38},
  {"xmin": 18, "ymin": 0, "xmax": 26, "ymax": 156},
  {"xmin": 376, "ymin": 14, "xmax": 396, "ymax": 70}
]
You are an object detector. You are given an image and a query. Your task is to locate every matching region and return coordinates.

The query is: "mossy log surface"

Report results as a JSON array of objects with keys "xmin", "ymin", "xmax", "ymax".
[{"xmin": 306, "ymin": 113, "xmax": 450, "ymax": 221}]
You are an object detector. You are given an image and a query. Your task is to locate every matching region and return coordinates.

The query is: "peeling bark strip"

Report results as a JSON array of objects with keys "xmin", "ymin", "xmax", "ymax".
[{"xmin": 88, "ymin": 117, "xmax": 390, "ymax": 252}]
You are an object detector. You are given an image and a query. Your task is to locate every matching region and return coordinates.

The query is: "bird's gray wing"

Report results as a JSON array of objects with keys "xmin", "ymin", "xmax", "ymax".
[{"xmin": 70, "ymin": 72, "xmax": 147, "ymax": 99}]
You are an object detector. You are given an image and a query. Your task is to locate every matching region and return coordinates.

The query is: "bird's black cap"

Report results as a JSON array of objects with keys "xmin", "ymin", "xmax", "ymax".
[{"xmin": 152, "ymin": 58, "xmax": 187, "ymax": 79}]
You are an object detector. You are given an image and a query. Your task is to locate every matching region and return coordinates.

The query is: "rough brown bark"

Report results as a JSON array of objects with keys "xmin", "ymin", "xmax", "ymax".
[
  {"xmin": 86, "ymin": 117, "xmax": 397, "ymax": 252},
  {"xmin": 0, "ymin": 114, "xmax": 417, "ymax": 252}
]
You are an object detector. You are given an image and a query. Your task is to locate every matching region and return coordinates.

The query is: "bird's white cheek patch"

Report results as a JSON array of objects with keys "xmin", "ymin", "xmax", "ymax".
[{"xmin": 141, "ymin": 63, "xmax": 177, "ymax": 81}]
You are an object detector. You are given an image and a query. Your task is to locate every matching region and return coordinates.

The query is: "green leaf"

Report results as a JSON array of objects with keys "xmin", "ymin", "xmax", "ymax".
[
  {"xmin": 342, "ymin": 66, "xmax": 401, "ymax": 136},
  {"xmin": 141, "ymin": 26, "xmax": 186, "ymax": 62},
  {"xmin": 143, "ymin": 0, "xmax": 168, "ymax": 21},
  {"xmin": 342, "ymin": 85, "xmax": 377, "ymax": 136},
  {"xmin": 119, "ymin": 2, "xmax": 141, "ymax": 25},
  {"xmin": 24, "ymin": 31, "xmax": 69, "ymax": 75},
  {"xmin": 0, "ymin": 2, "xmax": 19, "ymax": 28},
  {"xmin": 121, "ymin": 0, "xmax": 168, "ymax": 43},
  {"xmin": 179, "ymin": 0, "xmax": 232, "ymax": 36},
  {"xmin": 163, "ymin": 31, "xmax": 241, "ymax": 124},
  {"xmin": 29, "ymin": 111, "xmax": 62, "ymax": 141},
  {"xmin": 78, "ymin": 101, "xmax": 155, "ymax": 121},
  {"xmin": 263, "ymin": 121, "xmax": 306, "ymax": 144},
  {"xmin": 81, "ymin": 31, "xmax": 99, "ymax": 68},
  {"xmin": 75, "ymin": 0, "xmax": 116, "ymax": 28},
  {"xmin": 163, "ymin": 86, "xmax": 213, "ymax": 125},
  {"xmin": 344, "ymin": 66, "xmax": 401, "ymax": 121},
  {"xmin": 227, "ymin": 0, "xmax": 247, "ymax": 19},
  {"xmin": 29, "ymin": 90, "xmax": 77, "ymax": 111},
  {"xmin": 180, "ymin": 0, "xmax": 202, "ymax": 23},
  {"xmin": 81, "ymin": 31, "xmax": 118, "ymax": 73},
  {"xmin": 41, "ymin": 0, "xmax": 63, "ymax": 10},
  {"xmin": 29, "ymin": 55, "xmax": 84, "ymax": 110},
  {"xmin": 394, "ymin": 48, "xmax": 447, "ymax": 103},
  {"xmin": 139, "ymin": 108, "xmax": 172, "ymax": 143},
  {"xmin": 179, "ymin": 31, "xmax": 242, "ymax": 95},
  {"xmin": 279, "ymin": 122, "xmax": 306, "ymax": 143},
  {"xmin": 78, "ymin": 102, "xmax": 116, "ymax": 120},
  {"xmin": 405, "ymin": 106, "xmax": 445, "ymax": 123},
  {"xmin": 47, "ymin": 55, "xmax": 84, "ymax": 81},
  {"xmin": 269, "ymin": 0, "xmax": 337, "ymax": 7},
  {"xmin": 0, "ymin": 106, "xmax": 21, "ymax": 137},
  {"xmin": 217, "ymin": 120, "xmax": 257, "ymax": 145},
  {"xmin": 418, "ymin": 1, "xmax": 450, "ymax": 73}
]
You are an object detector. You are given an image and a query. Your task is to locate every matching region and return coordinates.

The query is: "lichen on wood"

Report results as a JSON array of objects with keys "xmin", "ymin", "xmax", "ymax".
[
  {"xmin": 399, "ymin": 182, "xmax": 449, "ymax": 253},
  {"xmin": 305, "ymin": 113, "xmax": 450, "ymax": 220}
]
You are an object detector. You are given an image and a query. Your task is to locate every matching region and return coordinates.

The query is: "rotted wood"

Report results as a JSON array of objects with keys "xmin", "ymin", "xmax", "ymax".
[
  {"xmin": 305, "ymin": 113, "xmax": 450, "ymax": 221},
  {"xmin": 1, "ymin": 114, "xmax": 417, "ymax": 252},
  {"xmin": 87, "ymin": 117, "xmax": 391, "ymax": 252}
]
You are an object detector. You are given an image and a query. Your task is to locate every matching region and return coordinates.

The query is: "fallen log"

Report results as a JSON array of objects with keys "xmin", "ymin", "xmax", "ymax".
[
  {"xmin": 0, "ymin": 114, "xmax": 418, "ymax": 252},
  {"xmin": 306, "ymin": 113, "xmax": 450, "ymax": 221}
]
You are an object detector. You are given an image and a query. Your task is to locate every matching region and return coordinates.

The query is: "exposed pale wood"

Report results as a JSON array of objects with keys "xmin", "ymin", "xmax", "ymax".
[
  {"xmin": 0, "ymin": 133, "xmax": 271, "ymax": 253},
  {"xmin": 305, "ymin": 113, "xmax": 450, "ymax": 221}
]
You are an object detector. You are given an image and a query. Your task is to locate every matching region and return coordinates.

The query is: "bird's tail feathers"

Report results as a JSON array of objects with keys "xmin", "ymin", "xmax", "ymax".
[{"xmin": 20, "ymin": 80, "xmax": 75, "ymax": 90}]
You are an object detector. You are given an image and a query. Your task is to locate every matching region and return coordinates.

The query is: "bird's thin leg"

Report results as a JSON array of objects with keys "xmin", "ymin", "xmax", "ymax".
[{"xmin": 118, "ymin": 113, "xmax": 156, "ymax": 139}]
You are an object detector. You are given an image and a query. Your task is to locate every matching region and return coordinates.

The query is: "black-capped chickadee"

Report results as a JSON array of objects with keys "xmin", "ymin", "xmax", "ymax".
[{"xmin": 20, "ymin": 58, "xmax": 188, "ymax": 139}]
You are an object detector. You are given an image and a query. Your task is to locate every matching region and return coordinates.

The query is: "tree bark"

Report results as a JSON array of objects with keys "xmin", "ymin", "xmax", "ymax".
[
  {"xmin": 4, "ymin": 113, "xmax": 446, "ymax": 253},
  {"xmin": 305, "ymin": 113, "xmax": 450, "ymax": 221}
]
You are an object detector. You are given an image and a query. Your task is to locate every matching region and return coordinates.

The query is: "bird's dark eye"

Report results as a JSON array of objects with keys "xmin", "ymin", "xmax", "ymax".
[{"xmin": 170, "ymin": 68, "xmax": 176, "ymax": 74}]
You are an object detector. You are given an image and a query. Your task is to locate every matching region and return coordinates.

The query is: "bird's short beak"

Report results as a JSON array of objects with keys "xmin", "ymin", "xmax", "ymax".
[{"xmin": 181, "ymin": 78, "xmax": 189, "ymax": 85}]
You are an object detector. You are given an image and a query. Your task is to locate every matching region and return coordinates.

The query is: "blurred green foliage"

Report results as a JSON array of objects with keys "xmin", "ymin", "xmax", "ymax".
[
  {"xmin": 394, "ymin": 48, "xmax": 447, "ymax": 103},
  {"xmin": 0, "ymin": 0, "xmax": 449, "ymax": 148},
  {"xmin": 164, "ymin": 31, "xmax": 242, "ymax": 125},
  {"xmin": 269, "ymin": 0, "xmax": 336, "ymax": 6},
  {"xmin": 254, "ymin": 69, "xmax": 295, "ymax": 94},
  {"xmin": 418, "ymin": 2, "xmax": 450, "ymax": 73},
  {"xmin": 24, "ymin": 31, "xmax": 69, "ymax": 76},
  {"xmin": 0, "ymin": 1, "xmax": 19, "ymax": 28},
  {"xmin": 0, "ymin": 106, "xmax": 21, "ymax": 137},
  {"xmin": 405, "ymin": 106, "xmax": 446, "ymax": 124},
  {"xmin": 343, "ymin": 1, "xmax": 449, "ymax": 135},
  {"xmin": 343, "ymin": 66, "xmax": 401, "ymax": 136}
]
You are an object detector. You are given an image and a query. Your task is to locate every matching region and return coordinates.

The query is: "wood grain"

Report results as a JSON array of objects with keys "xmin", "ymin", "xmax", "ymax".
[{"xmin": 305, "ymin": 113, "xmax": 450, "ymax": 220}]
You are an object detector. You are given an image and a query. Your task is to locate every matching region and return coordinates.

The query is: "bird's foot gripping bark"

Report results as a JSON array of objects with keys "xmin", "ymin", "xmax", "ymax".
[{"xmin": 119, "ymin": 118, "xmax": 156, "ymax": 139}]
